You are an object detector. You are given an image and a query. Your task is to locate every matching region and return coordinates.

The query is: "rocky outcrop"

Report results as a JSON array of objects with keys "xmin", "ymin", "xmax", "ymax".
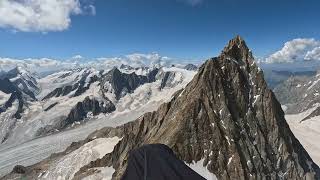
[
  {"xmin": 158, "ymin": 71, "xmax": 183, "ymax": 89},
  {"xmin": 75, "ymin": 36, "xmax": 320, "ymax": 179},
  {"xmin": 184, "ymin": 64, "xmax": 198, "ymax": 71},
  {"xmin": 0, "ymin": 78, "xmax": 25, "ymax": 143},
  {"xmin": 42, "ymin": 72, "xmax": 99, "ymax": 100},
  {"xmin": 0, "ymin": 77, "xmax": 20, "ymax": 95},
  {"xmin": 61, "ymin": 96, "xmax": 115, "ymax": 128},
  {"xmin": 0, "ymin": 78, "xmax": 24, "ymax": 119},
  {"xmin": 12, "ymin": 165, "xmax": 27, "ymax": 174},
  {"xmin": 101, "ymin": 68, "xmax": 159, "ymax": 99},
  {"xmin": 4, "ymin": 67, "xmax": 39, "ymax": 100},
  {"xmin": 36, "ymin": 96, "xmax": 116, "ymax": 136},
  {"xmin": 42, "ymin": 85, "xmax": 77, "ymax": 100},
  {"xmin": 43, "ymin": 102, "xmax": 59, "ymax": 111}
]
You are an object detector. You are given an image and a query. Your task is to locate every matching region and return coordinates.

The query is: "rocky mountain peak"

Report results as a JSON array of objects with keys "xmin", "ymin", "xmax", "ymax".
[
  {"xmin": 7, "ymin": 67, "xmax": 20, "ymax": 75},
  {"xmin": 109, "ymin": 67, "xmax": 122, "ymax": 76},
  {"xmin": 221, "ymin": 35, "xmax": 253, "ymax": 66}
]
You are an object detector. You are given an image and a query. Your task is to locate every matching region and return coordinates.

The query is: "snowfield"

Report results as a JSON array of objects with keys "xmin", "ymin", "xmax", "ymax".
[
  {"xmin": 286, "ymin": 107, "xmax": 320, "ymax": 165},
  {"xmin": 0, "ymin": 100, "xmax": 19, "ymax": 143},
  {"xmin": 1, "ymin": 81, "xmax": 102, "ymax": 147},
  {"xmin": 0, "ymin": 109, "xmax": 144, "ymax": 176},
  {"xmin": 187, "ymin": 159, "xmax": 218, "ymax": 180},
  {"xmin": 0, "ymin": 67, "xmax": 196, "ymax": 176},
  {"xmin": 0, "ymin": 91, "xmax": 11, "ymax": 105},
  {"xmin": 40, "ymin": 137, "xmax": 121, "ymax": 180},
  {"xmin": 37, "ymin": 68, "xmax": 99, "ymax": 100}
]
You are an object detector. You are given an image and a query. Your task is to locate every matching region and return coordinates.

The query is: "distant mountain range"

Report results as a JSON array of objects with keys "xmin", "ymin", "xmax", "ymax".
[{"xmin": 0, "ymin": 64, "xmax": 197, "ymax": 147}]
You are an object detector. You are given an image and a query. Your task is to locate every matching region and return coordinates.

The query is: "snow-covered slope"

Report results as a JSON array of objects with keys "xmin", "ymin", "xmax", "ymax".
[
  {"xmin": 0, "ymin": 91, "xmax": 11, "ymax": 105},
  {"xmin": 0, "ymin": 65, "xmax": 196, "ymax": 176},
  {"xmin": 5, "ymin": 67, "xmax": 40, "ymax": 100},
  {"xmin": 274, "ymin": 71, "xmax": 320, "ymax": 114},
  {"xmin": 187, "ymin": 159, "xmax": 217, "ymax": 180},
  {"xmin": 37, "ymin": 68, "xmax": 99, "ymax": 100},
  {"xmin": 272, "ymin": 69, "xmax": 320, "ymax": 165},
  {"xmin": 40, "ymin": 137, "xmax": 121, "ymax": 180},
  {"xmin": 286, "ymin": 108, "xmax": 320, "ymax": 166}
]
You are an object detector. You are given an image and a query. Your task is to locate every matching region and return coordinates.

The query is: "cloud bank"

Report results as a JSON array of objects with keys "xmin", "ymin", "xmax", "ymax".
[
  {"xmin": 0, "ymin": 53, "xmax": 192, "ymax": 75},
  {"xmin": 266, "ymin": 38, "xmax": 320, "ymax": 63},
  {"xmin": 0, "ymin": 0, "xmax": 95, "ymax": 32}
]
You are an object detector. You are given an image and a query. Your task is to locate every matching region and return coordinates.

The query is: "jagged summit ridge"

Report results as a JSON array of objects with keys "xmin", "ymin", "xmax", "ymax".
[{"xmin": 221, "ymin": 35, "xmax": 253, "ymax": 66}]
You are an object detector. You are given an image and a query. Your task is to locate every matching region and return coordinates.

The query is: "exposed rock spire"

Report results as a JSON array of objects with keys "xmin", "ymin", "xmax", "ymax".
[{"xmin": 221, "ymin": 35, "xmax": 253, "ymax": 66}]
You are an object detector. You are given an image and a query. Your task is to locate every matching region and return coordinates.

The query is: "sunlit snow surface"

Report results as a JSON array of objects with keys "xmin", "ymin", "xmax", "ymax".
[
  {"xmin": 0, "ymin": 67, "xmax": 196, "ymax": 176},
  {"xmin": 1, "ymin": 81, "xmax": 102, "ymax": 147},
  {"xmin": 40, "ymin": 137, "xmax": 121, "ymax": 180},
  {"xmin": 0, "ymin": 100, "xmax": 19, "ymax": 143},
  {"xmin": 187, "ymin": 159, "xmax": 217, "ymax": 180},
  {"xmin": 286, "ymin": 107, "xmax": 320, "ymax": 165},
  {"xmin": 0, "ymin": 91, "xmax": 11, "ymax": 105}
]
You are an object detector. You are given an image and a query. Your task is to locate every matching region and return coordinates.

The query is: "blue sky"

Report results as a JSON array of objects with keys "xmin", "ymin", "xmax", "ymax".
[{"xmin": 0, "ymin": 0, "xmax": 319, "ymax": 63}]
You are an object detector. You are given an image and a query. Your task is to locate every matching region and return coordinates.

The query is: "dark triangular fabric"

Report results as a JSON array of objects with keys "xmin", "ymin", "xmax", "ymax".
[{"xmin": 121, "ymin": 144, "xmax": 206, "ymax": 180}]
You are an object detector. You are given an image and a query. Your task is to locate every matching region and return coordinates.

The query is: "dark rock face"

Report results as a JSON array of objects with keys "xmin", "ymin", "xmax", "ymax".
[
  {"xmin": 101, "ymin": 68, "xmax": 159, "ymax": 99},
  {"xmin": 184, "ymin": 64, "xmax": 198, "ymax": 71},
  {"xmin": 4, "ymin": 67, "xmax": 39, "ymax": 100},
  {"xmin": 36, "ymin": 96, "xmax": 116, "ymax": 136},
  {"xmin": 73, "ymin": 73, "xmax": 99, "ymax": 97},
  {"xmin": 0, "ymin": 78, "xmax": 24, "ymax": 119},
  {"xmin": 0, "ymin": 78, "xmax": 25, "ymax": 143},
  {"xmin": 42, "ymin": 71, "xmax": 99, "ymax": 100},
  {"xmin": 12, "ymin": 165, "xmax": 27, "ymax": 174},
  {"xmin": 158, "ymin": 71, "xmax": 182, "ymax": 89},
  {"xmin": 43, "ymin": 102, "xmax": 59, "ymax": 111},
  {"xmin": 43, "ymin": 67, "xmax": 159, "ymax": 101},
  {"xmin": 76, "ymin": 36, "xmax": 320, "ymax": 179},
  {"xmin": 61, "ymin": 96, "xmax": 116, "ymax": 128},
  {"xmin": 0, "ymin": 77, "xmax": 19, "ymax": 94},
  {"xmin": 42, "ymin": 85, "xmax": 76, "ymax": 100}
]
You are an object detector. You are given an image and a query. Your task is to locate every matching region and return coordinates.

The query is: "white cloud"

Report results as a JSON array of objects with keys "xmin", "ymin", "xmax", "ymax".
[
  {"xmin": 125, "ymin": 53, "xmax": 171, "ymax": 67},
  {"xmin": 72, "ymin": 55, "xmax": 83, "ymax": 59},
  {"xmin": 266, "ymin": 38, "xmax": 320, "ymax": 63},
  {"xmin": 0, "ymin": 53, "xmax": 187, "ymax": 75},
  {"xmin": 0, "ymin": 57, "xmax": 76, "ymax": 72},
  {"xmin": 305, "ymin": 47, "xmax": 320, "ymax": 61},
  {"xmin": 0, "ymin": 0, "xmax": 95, "ymax": 32}
]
